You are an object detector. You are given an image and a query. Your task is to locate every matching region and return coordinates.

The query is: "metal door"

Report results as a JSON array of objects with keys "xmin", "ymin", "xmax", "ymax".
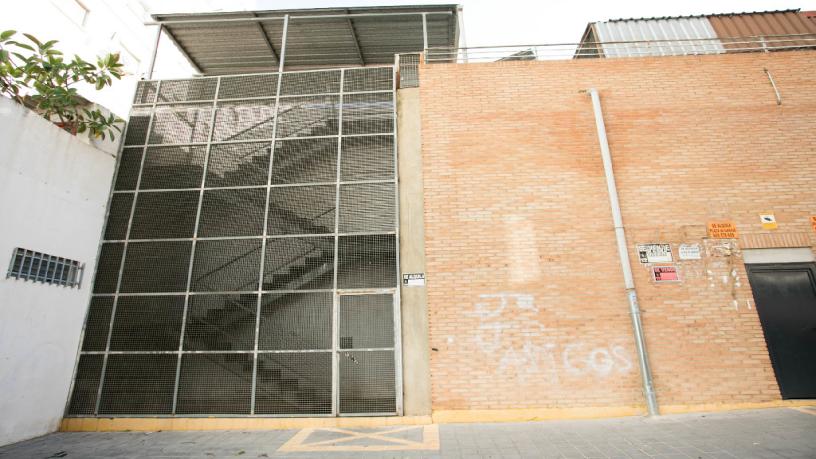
[
  {"xmin": 335, "ymin": 292, "xmax": 400, "ymax": 415},
  {"xmin": 746, "ymin": 263, "xmax": 816, "ymax": 399}
]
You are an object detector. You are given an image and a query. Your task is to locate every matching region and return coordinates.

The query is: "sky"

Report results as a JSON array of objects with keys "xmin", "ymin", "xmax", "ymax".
[{"xmin": 147, "ymin": 0, "xmax": 816, "ymax": 46}]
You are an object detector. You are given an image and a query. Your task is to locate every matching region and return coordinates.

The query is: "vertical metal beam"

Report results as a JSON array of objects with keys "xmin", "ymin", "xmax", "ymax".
[
  {"xmin": 587, "ymin": 88, "xmax": 659, "ymax": 417},
  {"xmin": 331, "ymin": 69, "xmax": 345, "ymax": 416},
  {"xmin": 421, "ymin": 13, "xmax": 429, "ymax": 53},
  {"xmin": 457, "ymin": 6, "xmax": 468, "ymax": 63},
  {"xmin": 146, "ymin": 24, "xmax": 163, "ymax": 80},
  {"xmin": 278, "ymin": 15, "xmax": 290, "ymax": 73}
]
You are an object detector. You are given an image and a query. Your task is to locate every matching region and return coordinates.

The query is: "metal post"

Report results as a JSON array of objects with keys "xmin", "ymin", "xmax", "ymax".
[
  {"xmin": 421, "ymin": 13, "xmax": 428, "ymax": 53},
  {"xmin": 278, "ymin": 15, "xmax": 289, "ymax": 73},
  {"xmin": 146, "ymin": 24, "xmax": 163, "ymax": 80},
  {"xmin": 457, "ymin": 6, "xmax": 468, "ymax": 63},
  {"xmin": 587, "ymin": 88, "xmax": 659, "ymax": 417}
]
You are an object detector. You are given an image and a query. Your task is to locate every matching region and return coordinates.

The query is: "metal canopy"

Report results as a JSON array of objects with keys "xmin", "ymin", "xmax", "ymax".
[{"xmin": 150, "ymin": 5, "xmax": 460, "ymax": 75}]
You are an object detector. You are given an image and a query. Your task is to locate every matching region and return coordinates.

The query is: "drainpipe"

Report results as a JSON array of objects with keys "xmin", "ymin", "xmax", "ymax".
[{"xmin": 587, "ymin": 88, "xmax": 659, "ymax": 416}]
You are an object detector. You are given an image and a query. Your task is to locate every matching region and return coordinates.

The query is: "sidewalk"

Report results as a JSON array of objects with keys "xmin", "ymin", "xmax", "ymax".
[{"xmin": 1, "ymin": 407, "xmax": 814, "ymax": 458}]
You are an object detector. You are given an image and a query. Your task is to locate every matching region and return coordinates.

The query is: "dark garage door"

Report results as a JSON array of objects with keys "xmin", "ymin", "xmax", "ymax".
[{"xmin": 746, "ymin": 263, "xmax": 816, "ymax": 399}]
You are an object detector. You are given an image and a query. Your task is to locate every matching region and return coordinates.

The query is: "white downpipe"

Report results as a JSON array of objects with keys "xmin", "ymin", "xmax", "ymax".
[{"xmin": 587, "ymin": 88, "xmax": 659, "ymax": 416}]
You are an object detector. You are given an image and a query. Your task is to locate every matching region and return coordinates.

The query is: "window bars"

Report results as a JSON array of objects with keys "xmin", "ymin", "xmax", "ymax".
[
  {"xmin": 67, "ymin": 65, "xmax": 400, "ymax": 417},
  {"xmin": 6, "ymin": 248, "xmax": 83, "ymax": 288}
]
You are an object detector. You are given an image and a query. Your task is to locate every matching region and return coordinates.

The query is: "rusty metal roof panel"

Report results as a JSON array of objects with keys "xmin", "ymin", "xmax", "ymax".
[
  {"xmin": 709, "ymin": 10, "xmax": 816, "ymax": 50},
  {"xmin": 594, "ymin": 17, "xmax": 724, "ymax": 57}
]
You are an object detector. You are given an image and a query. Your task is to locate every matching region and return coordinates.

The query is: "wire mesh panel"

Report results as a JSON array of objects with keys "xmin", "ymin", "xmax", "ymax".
[
  {"xmin": 259, "ymin": 292, "xmax": 332, "ymax": 350},
  {"xmin": 340, "ymin": 136, "xmax": 394, "ymax": 181},
  {"xmin": 184, "ymin": 294, "xmax": 258, "ymax": 351},
  {"xmin": 130, "ymin": 191, "xmax": 199, "ymax": 239},
  {"xmin": 206, "ymin": 142, "xmax": 271, "ymax": 187},
  {"xmin": 139, "ymin": 146, "xmax": 207, "ymax": 190},
  {"xmin": 276, "ymin": 95, "xmax": 339, "ymax": 138},
  {"xmin": 176, "ymin": 353, "xmax": 253, "ymax": 415},
  {"xmin": 148, "ymin": 104, "xmax": 212, "ymax": 145},
  {"xmin": 99, "ymin": 354, "xmax": 177, "ymax": 415},
  {"xmin": 191, "ymin": 239, "xmax": 262, "ymax": 293},
  {"xmin": 72, "ymin": 67, "xmax": 399, "ymax": 418},
  {"xmin": 267, "ymin": 185, "xmax": 336, "ymax": 235},
  {"xmin": 271, "ymin": 138, "xmax": 338, "ymax": 185},
  {"xmin": 109, "ymin": 295, "xmax": 185, "ymax": 351},
  {"xmin": 340, "ymin": 295, "xmax": 394, "ymax": 350},
  {"xmin": 120, "ymin": 241, "xmax": 192, "ymax": 293},
  {"xmin": 339, "ymin": 183, "xmax": 395, "ymax": 233},
  {"xmin": 113, "ymin": 148, "xmax": 143, "ymax": 190},
  {"xmin": 255, "ymin": 352, "xmax": 332, "ymax": 415},
  {"xmin": 339, "ymin": 350, "xmax": 396, "ymax": 414},
  {"xmin": 67, "ymin": 354, "xmax": 103, "ymax": 415},
  {"xmin": 213, "ymin": 99, "xmax": 277, "ymax": 142},
  {"xmin": 337, "ymin": 235, "xmax": 397, "ymax": 289},
  {"xmin": 81, "ymin": 297, "xmax": 113, "ymax": 352},
  {"xmin": 263, "ymin": 237, "xmax": 334, "ymax": 291},
  {"xmin": 157, "ymin": 78, "xmax": 218, "ymax": 103},
  {"xmin": 198, "ymin": 188, "xmax": 266, "ymax": 237},
  {"xmin": 104, "ymin": 193, "xmax": 133, "ymax": 241}
]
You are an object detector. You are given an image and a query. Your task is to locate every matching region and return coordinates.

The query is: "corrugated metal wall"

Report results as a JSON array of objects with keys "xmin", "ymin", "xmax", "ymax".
[{"xmin": 593, "ymin": 17, "xmax": 724, "ymax": 58}]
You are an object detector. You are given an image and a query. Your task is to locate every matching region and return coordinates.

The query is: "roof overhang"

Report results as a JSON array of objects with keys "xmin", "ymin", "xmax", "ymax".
[{"xmin": 150, "ymin": 4, "xmax": 460, "ymax": 75}]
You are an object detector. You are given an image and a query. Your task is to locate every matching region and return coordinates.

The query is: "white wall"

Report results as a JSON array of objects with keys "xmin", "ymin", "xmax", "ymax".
[{"xmin": 0, "ymin": 97, "xmax": 116, "ymax": 446}]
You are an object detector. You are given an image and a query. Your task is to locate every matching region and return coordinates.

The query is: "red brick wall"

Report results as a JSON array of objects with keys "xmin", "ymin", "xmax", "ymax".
[{"xmin": 418, "ymin": 51, "xmax": 816, "ymax": 410}]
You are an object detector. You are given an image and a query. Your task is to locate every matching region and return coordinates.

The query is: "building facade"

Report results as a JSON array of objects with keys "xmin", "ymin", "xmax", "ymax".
[{"xmin": 57, "ymin": 6, "xmax": 816, "ymax": 427}]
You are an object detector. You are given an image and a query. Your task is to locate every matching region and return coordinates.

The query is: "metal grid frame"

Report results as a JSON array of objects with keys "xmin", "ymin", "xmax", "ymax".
[
  {"xmin": 66, "ymin": 65, "xmax": 401, "ymax": 418},
  {"xmin": 6, "ymin": 247, "xmax": 84, "ymax": 288}
]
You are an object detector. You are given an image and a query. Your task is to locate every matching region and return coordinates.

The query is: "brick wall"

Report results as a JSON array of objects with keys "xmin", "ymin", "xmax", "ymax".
[{"xmin": 418, "ymin": 51, "xmax": 816, "ymax": 411}]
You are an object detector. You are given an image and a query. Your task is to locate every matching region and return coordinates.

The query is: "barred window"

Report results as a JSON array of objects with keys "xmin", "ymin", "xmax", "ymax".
[{"xmin": 7, "ymin": 248, "xmax": 83, "ymax": 288}]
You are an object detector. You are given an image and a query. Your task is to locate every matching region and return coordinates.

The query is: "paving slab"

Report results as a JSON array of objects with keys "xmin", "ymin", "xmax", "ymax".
[{"xmin": 1, "ymin": 408, "xmax": 815, "ymax": 458}]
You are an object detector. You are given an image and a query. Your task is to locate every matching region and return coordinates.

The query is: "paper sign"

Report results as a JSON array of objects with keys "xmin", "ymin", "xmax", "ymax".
[
  {"xmin": 707, "ymin": 221, "xmax": 738, "ymax": 239},
  {"xmin": 652, "ymin": 266, "xmax": 679, "ymax": 283},
  {"xmin": 759, "ymin": 214, "xmax": 777, "ymax": 230},
  {"xmin": 402, "ymin": 273, "xmax": 425, "ymax": 287},
  {"xmin": 636, "ymin": 243, "xmax": 673, "ymax": 263},
  {"xmin": 678, "ymin": 244, "xmax": 701, "ymax": 260}
]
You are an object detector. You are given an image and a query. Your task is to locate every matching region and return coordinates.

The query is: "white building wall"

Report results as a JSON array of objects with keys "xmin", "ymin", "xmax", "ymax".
[{"xmin": 0, "ymin": 97, "xmax": 116, "ymax": 446}]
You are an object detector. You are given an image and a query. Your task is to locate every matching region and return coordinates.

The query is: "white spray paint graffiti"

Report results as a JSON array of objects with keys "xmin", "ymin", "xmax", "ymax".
[{"xmin": 465, "ymin": 292, "xmax": 634, "ymax": 383}]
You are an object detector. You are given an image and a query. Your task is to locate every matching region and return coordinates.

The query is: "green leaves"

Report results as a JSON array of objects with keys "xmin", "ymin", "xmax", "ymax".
[{"xmin": 0, "ymin": 31, "xmax": 124, "ymax": 140}]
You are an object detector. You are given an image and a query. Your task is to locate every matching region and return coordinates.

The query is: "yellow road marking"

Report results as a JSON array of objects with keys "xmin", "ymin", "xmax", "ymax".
[
  {"xmin": 278, "ymin": 424, "xmax": 440, "ymax": 452},
  {"xmin": 793, "ymin": 406, "xmax": 816, "ymax": 416}
]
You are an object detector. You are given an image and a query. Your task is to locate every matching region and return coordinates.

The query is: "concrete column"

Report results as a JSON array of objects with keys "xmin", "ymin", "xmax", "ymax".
[{"xmin": 397, "ymin": 88, "xmax": 432, "ymax": 415}]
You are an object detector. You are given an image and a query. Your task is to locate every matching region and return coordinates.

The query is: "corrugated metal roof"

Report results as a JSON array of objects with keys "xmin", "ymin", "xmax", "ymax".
[
  {"xmin": 152, "ymin": 5, "xmax": 459, "ymax": 75},
  {"xmin": 593, "ymin": 17, "xmax": 724, "ymax": 57},
  {"xmin": 585, "ymin": 9, "xmax": 816, "ymax": 58},
  {"xmin": 606, "ymin": 9, "xmax": 801, "ymax": 23},
  {"xmin": 709, "ymin": 10, "xmax": 816, "ymax": 50}
]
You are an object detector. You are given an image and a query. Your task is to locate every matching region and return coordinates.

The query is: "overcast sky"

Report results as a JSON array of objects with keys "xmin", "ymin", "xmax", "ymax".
[{"xmin": 148, "ymin": 0, "xmax": 816, "ymax": 46}]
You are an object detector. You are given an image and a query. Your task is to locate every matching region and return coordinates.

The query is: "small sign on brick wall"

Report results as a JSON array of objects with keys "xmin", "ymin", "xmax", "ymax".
[
  {"xmin": 678, "ymin": 243, "xmax": 702, "ymax": 260},
  {"xmin": 637, "ymin": 243, "xmax": 673, "ymax": 263},
  {"xmin": 402, "ymin": 273, "xmax": 425, "ymax": 287},
  {"xmin": 707, "ymin": 221, "xmax": 738, "ymax": 239},
  {"xmin": 652, "ymin": 265, "xmax": 680, "ymax": 283},
  {"xmin": 759, "ymin": 214, "xmax": 778, "ymax": 230}
]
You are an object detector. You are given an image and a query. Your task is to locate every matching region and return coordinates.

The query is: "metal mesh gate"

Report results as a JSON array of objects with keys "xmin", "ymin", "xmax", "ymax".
[{"xmin": 67, "ymin": 67, "xmax": 400, "ymax": 417}]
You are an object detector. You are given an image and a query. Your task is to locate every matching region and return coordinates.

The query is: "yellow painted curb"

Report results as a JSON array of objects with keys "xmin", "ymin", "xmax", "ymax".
[
  {"xmin": 60, "ymin": 416, "xmax": 433, "ymax": 432},
  {"xmin": 660, "ymin": 399, "xmax": 816, "ymax": 414},
  {"xmin": 60, "ymin": 400, "xmax": 816, "ymax": 432},
  {"xmin": 431, "ymin": 406, "xmax": 646, "ymax": 424}
]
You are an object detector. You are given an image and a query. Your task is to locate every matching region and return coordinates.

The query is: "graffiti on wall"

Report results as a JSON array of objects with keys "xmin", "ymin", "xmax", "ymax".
[{"xmin": 464, "ymin": 292, "xmax": 634, "ymax": 384}]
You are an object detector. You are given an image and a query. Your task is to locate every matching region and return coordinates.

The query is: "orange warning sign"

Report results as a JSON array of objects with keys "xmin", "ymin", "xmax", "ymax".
[
  {"xmin": 707, "ymin": 221, "xmax": 738, "ymax": 239},
  {"xmin": 811, "ymin": 216, "xmax": 816, "ymax": 233}
]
